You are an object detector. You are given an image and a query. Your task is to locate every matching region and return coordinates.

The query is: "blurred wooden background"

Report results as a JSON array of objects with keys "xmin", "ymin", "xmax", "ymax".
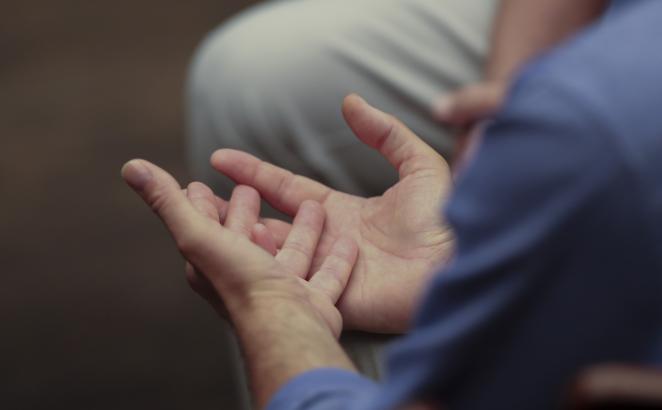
[{"xmin": 0, "ymin": 1, "xmax": 257, "ymax": 408}]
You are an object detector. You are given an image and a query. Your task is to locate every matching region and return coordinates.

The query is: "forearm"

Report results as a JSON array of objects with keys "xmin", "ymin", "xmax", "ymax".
[
  {"xmin": 231, "ymin": 294, "xmax": 357, "ymax": 408},
  {"xmin": 486, "ymin": 0, "xmax": 608, "ymax": 81}
]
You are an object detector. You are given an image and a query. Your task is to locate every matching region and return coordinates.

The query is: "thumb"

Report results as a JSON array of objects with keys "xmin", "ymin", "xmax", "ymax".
[
  {"xmin": 122, "ymin": 159, "xmax": 273, "ymax": 301},
  {"xmin": 121, "ymin": 159, "xmax": 229, "ymax": 263},
  {"xmin": 341, "ymin": 94, "xmax": 447, "ymax": 179},
  {"xmin": 184, "ymin": 181, "xmax": 221, "ymax": 297}
]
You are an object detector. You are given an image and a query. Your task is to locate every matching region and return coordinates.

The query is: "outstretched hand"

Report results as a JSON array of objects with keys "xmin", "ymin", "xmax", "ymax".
[
  {"xmin": 210, "ymin": 95, "xmax": 454, "ymax": 333},
  {"xmin": 121, "ymin": 160, "xmax": 358, "ymax": 338}
]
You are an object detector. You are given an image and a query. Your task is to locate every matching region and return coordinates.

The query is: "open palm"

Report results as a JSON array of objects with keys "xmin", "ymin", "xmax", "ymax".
[{"xmin": 211, "ymin": 95, "xmax": 454, "ymax": 333}]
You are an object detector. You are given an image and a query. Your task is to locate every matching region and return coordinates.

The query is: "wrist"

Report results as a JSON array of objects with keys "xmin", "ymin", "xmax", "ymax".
[
  {"xmin": 225, "ymin": 281, "xmax": 355, "ymax": 407},
  {"xmin": 223, "ymin": 276, "xmax": 313, "ymax": 324},
  {"xmin": 224, "ymin": 275, "xmax": 343, "ymax": 338}
]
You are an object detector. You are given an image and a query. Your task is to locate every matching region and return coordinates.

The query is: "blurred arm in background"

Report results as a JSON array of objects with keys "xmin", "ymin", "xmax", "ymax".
[{"xmin": 437, "ymin": 0, "xmax": 609, "ymax": 129}]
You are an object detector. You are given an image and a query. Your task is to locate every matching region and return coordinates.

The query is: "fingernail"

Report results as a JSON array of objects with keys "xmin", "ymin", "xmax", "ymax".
[{"xmin": 121, "ymin": 160, "xmax": 152, "ymax": 191}]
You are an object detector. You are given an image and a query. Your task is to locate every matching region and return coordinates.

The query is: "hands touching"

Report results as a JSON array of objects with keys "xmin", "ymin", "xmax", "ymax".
[
  {"xmin": 123, "ymin": 94, "xmax": 454, "ymax": 335},
  {"xmin": 122, "ymin": 160, "xmax": 362, "ymax": 405},
  {"xmin": 121, "ymin": 160, "xmax": 357, "ymax": 338},
  {"xmin": 209, "ymin": 95, "xmax": 455, "ymax": 333}
]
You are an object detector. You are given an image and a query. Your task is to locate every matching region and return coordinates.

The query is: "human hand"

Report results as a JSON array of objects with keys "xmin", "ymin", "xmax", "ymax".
[
  {"xmin": 209, "ymin": 94, "xmax": 454, "ymax": 333},
  {"xmin": 182, "ymin": 183, "xmax": 288, "ymax": 316},
  {"xmin": 121, "ymin": 160, "xmax": 358, "ymax": 338},
  {"xmin": 434, "ymin": 81, "xmax": 507, "ymax": 170},
  {"xmin": 434, "ymin": 81, "xmax": 507, "ymax": 127}
]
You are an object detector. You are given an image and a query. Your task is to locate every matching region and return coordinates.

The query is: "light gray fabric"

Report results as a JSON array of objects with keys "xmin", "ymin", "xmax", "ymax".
[
  {"xmin": 188, "ymin": 0, "xmax": 495, "ymax": 196},
  {"xmin": 185, "ymin": 0, "xmax": 495, "ymax": 407}
]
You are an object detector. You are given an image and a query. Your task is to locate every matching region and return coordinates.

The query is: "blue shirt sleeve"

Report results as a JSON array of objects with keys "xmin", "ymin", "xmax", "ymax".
[{"xmin": 266, "ymin": 368, "xmax": 379, "ymax": 410}]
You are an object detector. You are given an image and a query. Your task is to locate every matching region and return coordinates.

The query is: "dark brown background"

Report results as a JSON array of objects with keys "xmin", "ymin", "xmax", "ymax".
[{"xmin": 1, "ymin": 1, "xmax": 257, "ymax": 408}]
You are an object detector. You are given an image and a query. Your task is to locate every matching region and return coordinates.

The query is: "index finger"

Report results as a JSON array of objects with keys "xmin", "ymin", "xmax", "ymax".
[{"xmin": 210, "ymin": 149, "xmax": 332, "ymax": 216}]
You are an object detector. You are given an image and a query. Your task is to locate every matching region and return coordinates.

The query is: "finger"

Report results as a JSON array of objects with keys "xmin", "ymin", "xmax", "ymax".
[
  {"xmin": 210, "ymin": 149, "xmax": 332, "ymax": 216},
  {"xmin": 434, "ymin": 83, "xmax": 504, "ymax": 126},
  {"xmin": 275, "ymin": 200, "xmax": 324, "ymax": 278},
  {"xmin": 210, "ymin": 192, "xmax": 287, "ymax": 244},
  {"xmin": 261, "ymin": 218, "xmax": 291, "ymax": 248},
  {"xmin": 225, "ymin": 185, "xmax": 260, "ymax": 237},
  {"xmin": 187, "ymin": 181, "xmax": 219, "ymax": 221},
  {"xmin": 207, "ymin": 192, "xmax": 252, "ymax": 225},
  {"xmin": 341, "ymin": 94, "xmax": 447, "ymax": 179},
  {"xmin": 308, "ymin": 237, "xmax": 357, "ymax": 303},
  {"xmin": 207, "ymin": 192, "xmax": 290, "ymax": 247},
  {"xmin": 214, "ymin": 195, "xmax": 229, "ymax": 223},
  {"xmin": 121, "ymin": 159, "xmax": 248, "ymax": 274},
  {"xmin": 122, "ymin": 159, "xmax": 275, "ymax": 299},
  {"xmin": 251, "ymin": 223, "xmax": 278, "ymax": 256},
  {"xmin": 122, "ymin": 159, "xmax": 211, "ymax": 246},
  {"xmin": 185, "ymin": 182, "xmax": 222, "ymax": 302}
]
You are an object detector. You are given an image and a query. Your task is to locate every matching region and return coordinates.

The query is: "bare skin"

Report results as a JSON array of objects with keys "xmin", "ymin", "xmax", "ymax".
[
  {"xmin": 122, "ymin": 159, "xmax": 359, "ymax": 407},
  {"xmin": 210, "ymin": 95, "xmax": 455, "ymax": 333},
  {"xmin": 189, "ymin": 0, "xmax": 609, "ymax": 331},
  {"xmin": 436, "ymin": 0, "xmax": 608, "ymax": 128},
  {"xmin": 120, "ymin": 1, "xmax": 613, "ymax": 408}
]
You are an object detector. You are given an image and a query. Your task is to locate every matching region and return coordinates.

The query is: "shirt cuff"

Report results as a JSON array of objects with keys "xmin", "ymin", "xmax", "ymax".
[{"xmin": 267, "ymin": 368, "xmax": 379, "ymax": 410}]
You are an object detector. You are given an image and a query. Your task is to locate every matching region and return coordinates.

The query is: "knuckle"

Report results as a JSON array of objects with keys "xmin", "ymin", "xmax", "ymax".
[
  {"xmin": 324, "ymin": 254, "xmax": 347, "ymax": 273},
  {"xmin": 284, "ymin": 240, "xmax": 311, "ymax": 260},
  {"xmin": 275, "ymin": 171, "xmax": 295, "ymax": 198},
  {"xmin": 175, "ymin": 230, "xmax": 204, "ymax": 255},
  {"xmin": 300, "ymin": 200, "xmax": 323, "ymax": 218},
  {"xmin": 146, "ymin": 184, "xmax": 171, "ymax": 214},
  {"xmin": 317, "ymin": 258, "xmax": 347, "ymax": 284},
  {"xmin": 321, "ymin": 273, "xmax": 344, "ymax": 294}
]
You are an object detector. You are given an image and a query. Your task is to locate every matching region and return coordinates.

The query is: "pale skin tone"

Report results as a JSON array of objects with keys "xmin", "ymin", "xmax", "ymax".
[
  {"xmin": 124, "ymin": 96, "xmax": 446, "ymax": 407},
  {"xmin": 180, "ymin": 95, "xmax": 454, "ymax": 334},
  {"xmin": 122, "ymin": 2, "xmax": 610, "ymax": 408},
  {"xmin": 436, "ymin": 0, "xmax": 608, "ymax": 128},
  {"xmin": 123, "ymin": 160, "xmax": 357, "ymax": 408},
  {"xmin": 208, "ymin": 95, "xmax": 455, "ymax": 333}
]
